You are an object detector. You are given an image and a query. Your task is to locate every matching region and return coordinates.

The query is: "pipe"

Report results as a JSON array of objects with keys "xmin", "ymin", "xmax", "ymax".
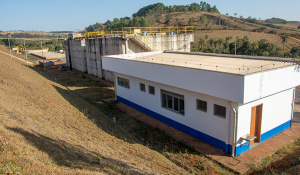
[{"xmin": 229, "ymin": 101, "xmax": 237, "ymax": 157}]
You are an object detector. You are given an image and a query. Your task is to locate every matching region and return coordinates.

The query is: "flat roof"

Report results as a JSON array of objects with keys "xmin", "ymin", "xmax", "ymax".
[{"xmin": 114, "ymin": 52, "xmax": 294, "ymax": 75}]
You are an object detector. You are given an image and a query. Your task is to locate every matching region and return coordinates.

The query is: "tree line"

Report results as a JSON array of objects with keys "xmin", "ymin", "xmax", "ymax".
[
  {"xmin": 192, "ymin": 34, "xmax": 299, "ymax": 58},
  {"xmin": 85, "ymin": 2, "xmax": 220, "ymax": 32},
  {"xmin": 0, "ymin": 38, "xmax": 65, "ymax": 51},
  {"xmin": 133, "ymin": 2, "xmax": 219, "ymax": 17}
]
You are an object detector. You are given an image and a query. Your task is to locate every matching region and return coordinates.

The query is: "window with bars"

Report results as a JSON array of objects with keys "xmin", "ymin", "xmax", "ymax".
[
  {"xmin": 197, "ymin": 99, "xmax": 207, "ymax": 112},
  {"xmin": 161, "ymin": 89, "xmax": 184, "ymax": 115},
  {"xmin": 214, "ymin": 104, "xmax": 226, "ymax": 118},
  {"xmin": 140, "ymin": 83, "xmax": 145, "ymax": 92},
  {"xmin": 117, "ymin": 77, "xmax": 130, "ymax": 89},
  {"xmin": 149, "ymin": 85, "xmax": 155, "ymax": 95}
]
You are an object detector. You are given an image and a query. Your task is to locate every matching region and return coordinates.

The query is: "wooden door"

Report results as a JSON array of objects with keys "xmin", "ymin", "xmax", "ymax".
[{"xmin": 250, "ymin": 104, "xmax": 263, "ymax": 144}]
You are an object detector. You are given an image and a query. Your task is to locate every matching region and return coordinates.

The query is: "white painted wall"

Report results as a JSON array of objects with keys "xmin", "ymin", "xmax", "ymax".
[
  {"xmin": 103, "ymin": 56, "xmax": 245, "ymax": 103},
  {"xmin": 115, "ymin": 72, "xmax": 237, "ymax": 145},
  {"xmin": 244, "ymin": 65, "xmax": 300, "ymax": 103},
  {"xmin": 236, "ymin": 88, "xmax": 294, "ymax": 145}
]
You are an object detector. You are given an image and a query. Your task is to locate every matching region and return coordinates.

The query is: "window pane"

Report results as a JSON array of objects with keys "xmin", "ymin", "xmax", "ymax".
[
  {"xmin": 174, "ymin": 97, "xmax": 179, "ymax": 112},
  {"xmin": 162, "ymin": 93, "xmax": 167, "ymax": 108},
  {"xmin": 214, "ymin": 104, "xmax": 226, "ymax": 118},
  {"xmin": 149, "ymin": 86, "xmax": 155, "ymax": 95},
  {"xmin": 179, "ymin": 99, "xmax": 184, "ymax": 115},
  {"xmin": 117, "ymin": 77, "xmax": 130, "ymax": 89},
  {"xmin": 197, "ymin": 99, "xmax": 207, "ymax": 112},
  {"xmin": 140, "ymin": 83, "xmax": 145, "ymax": 92},
  {"xmin": 167, "ymin": 95, "xmax": 173, "ymax": 109},
  {"xmin": 161, "ymin": 89, "xmax": 184, "ymax": 115}
]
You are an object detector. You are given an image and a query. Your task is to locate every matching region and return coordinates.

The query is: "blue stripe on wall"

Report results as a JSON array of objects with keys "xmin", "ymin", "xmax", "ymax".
[
  {"xmin": 235, "ymin": 120, "xmax": 292, "ymax": 156},
  {"xmin": 117, "ymin": 96, "xmax": 232, "ymax": 155},
  {"xmin": 260, "ymin": 120, "xmax": 292, "ymax": 142}
]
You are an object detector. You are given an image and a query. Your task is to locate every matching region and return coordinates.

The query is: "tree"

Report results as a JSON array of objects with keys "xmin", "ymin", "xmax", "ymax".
[
  {"xmin": 223, "ymin": 40, "xmax": 229, "ymax": 51},
  {"xmin": 225, "ymin": 36, "xmax": 232, "ymax": 42},
  {"xmin": 217, "ymin": 38, "xmax": 224, "ymax": 52},
  {"xmin": 188, "ymin": 17, "xmax": 195, "ymax": 25},
  {"xmin": 198, "ymin": 37, "xmax": 206, "ymax": 51},
  {"xmin": 199, "ymin": 15, "xmax": 206, "ymax": 24},
  {"xmin": 209, "ymin": 38, "xmax": 215, "ymax": 47},
  {"xmin": 252, "ymin": 41, "xmax": 259, "ymax": 56},
  {"xmin": 234, "ymin": 13, "xmax": 237, "ymax": 18},
  {"xmin": 280, "ymin": 33, "xmax": 290, "ymax": 58},
  {"xmin": 226, "ymin": 13, "xmax": 229, "ymax": 16},
  {"xmin": 204, "ymin": 35, "xmax": 209, "ymax": 40},
  {"xmin": 291, "ymin": 47, "xmax": 299, "ymax": 57}
]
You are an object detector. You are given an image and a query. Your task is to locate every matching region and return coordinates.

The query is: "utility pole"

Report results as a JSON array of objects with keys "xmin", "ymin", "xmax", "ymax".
[{"xmin": 24, "ymin": 40, "xmax": 28, "ymax": 67}]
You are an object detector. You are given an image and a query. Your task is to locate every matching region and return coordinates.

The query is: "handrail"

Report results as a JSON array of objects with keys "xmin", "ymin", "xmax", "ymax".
[
  {"xmin": 69, "ymin": 26, "xmax": 194, "ymax": 39},
  {"xmin": 135, "ymin": 34, "xmax": 162, "ymax": 51}
]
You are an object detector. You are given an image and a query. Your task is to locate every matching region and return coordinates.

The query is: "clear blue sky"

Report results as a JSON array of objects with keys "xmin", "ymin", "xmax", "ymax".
[{"xmin": 1, "ymin": 0, "xmax": 299, "ymax": 32}]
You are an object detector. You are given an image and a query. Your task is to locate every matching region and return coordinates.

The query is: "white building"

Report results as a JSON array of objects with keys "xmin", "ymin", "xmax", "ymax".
[{"xmin": 102, "ymin": 51, "xmax": 300, "ymax": 156}]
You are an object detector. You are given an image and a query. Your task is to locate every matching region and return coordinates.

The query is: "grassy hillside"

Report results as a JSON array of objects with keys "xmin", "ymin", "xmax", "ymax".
[
  {"xmin": 0, "ymin": 45, "xmax": 189, "ymax": 174},
  {"xmin": 151, "ymin": 11, "xmax": 300, "ymax": 51}
]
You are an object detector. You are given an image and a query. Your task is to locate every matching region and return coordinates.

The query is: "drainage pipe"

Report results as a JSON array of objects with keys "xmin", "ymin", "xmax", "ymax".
[{"xmin": 229, "ymin": 101, "xmax": 237, "ymax": 157}]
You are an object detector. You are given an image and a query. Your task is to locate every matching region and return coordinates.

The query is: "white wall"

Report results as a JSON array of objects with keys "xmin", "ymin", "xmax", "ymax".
[
  {"xmin": 115, "ymin": 73, "xmax": 237, "ymax": 145},
  {"xmin": 236, "ymin": 88, "xmax": 294, "ymax": 145},
  {"xmin": 244, "ymin": 65, "xmax": 300, "ymax": 103},
  {"xmin": 103, "ymin": 56, "xmax": 245, "ymax": 103}
]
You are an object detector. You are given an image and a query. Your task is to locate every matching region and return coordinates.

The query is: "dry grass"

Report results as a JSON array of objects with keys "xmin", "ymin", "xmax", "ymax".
[
  {"xmin": 0, "ymin": 45, "xmax": 189, "ymax": 174},
  {"xmin": 0, "ymin": 45, "xmax": 236, "ymax": 174},
  {"xmin": 247, "ymin": 137, "xmax": 300, "ymax": 174},
  {"xmin": 0, "ymin": 30, "xmax": 68, "ymax": 37},
  {"xmin": 40, "ymin": 57, "xmax": 235, "ymax": 175},
  {"xmin": 151, "ymin": 11, "xmax": 300, "ymax": 52},
  {"xmin": 193, "ymin": 30, "xmax": 300, "ymax": 52}
]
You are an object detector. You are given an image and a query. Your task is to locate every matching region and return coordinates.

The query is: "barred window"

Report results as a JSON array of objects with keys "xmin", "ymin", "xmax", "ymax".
[
  {"xmin": 161, "ymin": 89, "xmax": 184, "ymax": 115},
  {"xmin": 117, "ymin": 77, "xmax": 130, "ymax": 89}
]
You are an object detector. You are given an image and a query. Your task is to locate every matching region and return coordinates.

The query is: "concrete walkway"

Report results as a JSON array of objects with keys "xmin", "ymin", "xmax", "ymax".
[{"xmin": 116, "ymin": 97, "xmax": 300, "ymax": 174}]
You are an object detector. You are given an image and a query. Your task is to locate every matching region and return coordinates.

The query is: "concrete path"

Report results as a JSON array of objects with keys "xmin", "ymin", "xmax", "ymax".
[{"xmin": 115, "ymin": 89, "xmax": 300, "ymax": 174}]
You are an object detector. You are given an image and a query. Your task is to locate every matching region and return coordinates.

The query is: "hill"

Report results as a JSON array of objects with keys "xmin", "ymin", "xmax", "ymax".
[
  {"xmin": 0, "ymin": 45, "xmax": 189, "ymax": 174},
  {"xmin": 85, "ymin": 2, "xmax": 300, "ymax": 57},
  {"xmin": 0, "ymin": 31, "xmax": 68, "ymax": 38}
]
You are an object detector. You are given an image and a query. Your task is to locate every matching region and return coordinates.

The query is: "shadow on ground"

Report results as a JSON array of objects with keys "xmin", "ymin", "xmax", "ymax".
[
  {"xmin": 7, "ymin": 127, "xmax": 147, "ymax": 174},
  {"xmin": 293, "ymin": 112, "xmax": 300, "ymax": 123},
  {"xmin": 51, "ymin": 84, "xmax": 138, "ymax": 145}
]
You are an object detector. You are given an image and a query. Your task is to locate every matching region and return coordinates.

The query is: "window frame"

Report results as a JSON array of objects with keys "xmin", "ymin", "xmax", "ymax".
[
  {"xmin": 140, "ymin": 83, "xmax": 145, "ymax": 92},
  {"xmin": 117, "ymin": 77, "xmax": 130, "ymax": 89},
  {"xmin": 214, "ymin": 104, "xmax": 226, "ymax": 118},
  {"xmin": 196, "ymin": 99, "xmax": 207, "ymax": 112},
  {"xmin": 149, "ymin": 85, "xmax": 155, "ymax": 95},
  {"xmin": 161, "ymin": 89, "xmax": 185, "ymax": 115}
]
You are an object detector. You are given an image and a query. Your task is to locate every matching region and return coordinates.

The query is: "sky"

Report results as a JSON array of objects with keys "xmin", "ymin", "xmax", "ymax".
[{"xmin": 0, "ymin": 0, "xmax": 299, "ymax": 32}]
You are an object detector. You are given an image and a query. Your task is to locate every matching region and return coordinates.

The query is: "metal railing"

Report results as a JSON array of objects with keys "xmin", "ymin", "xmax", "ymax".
[
  {"xmin": 133, "ymin": 34, "xmax": 162, "ymax": 51},
  {"xmin": 69, "ymin": 26, "xmax": 194, "ymax": 39}
]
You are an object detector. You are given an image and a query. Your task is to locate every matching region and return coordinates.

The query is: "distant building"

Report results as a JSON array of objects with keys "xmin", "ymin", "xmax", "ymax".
[{"xmin": 102, "ymin": 51, "xmax": 300, "ymax": 156}]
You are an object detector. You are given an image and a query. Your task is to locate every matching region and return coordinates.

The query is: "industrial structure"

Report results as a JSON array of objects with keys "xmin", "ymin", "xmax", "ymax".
[
  {"xmin": 102, "ymin": 51, "xmax": 300, "ymax": 156},
  {"xmin": 64, "ymin": 27, "xmax": 194, "ymax": 81}
]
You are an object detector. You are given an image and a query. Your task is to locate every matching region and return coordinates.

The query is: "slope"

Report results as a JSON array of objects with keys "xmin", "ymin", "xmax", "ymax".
[
  {"xmin": 150, "ymin": 11, "xmax": 300, "ymax": 53},
  {"xmin": 0, "ymin": 45, "xmax": 188, "ymax": 174}
]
